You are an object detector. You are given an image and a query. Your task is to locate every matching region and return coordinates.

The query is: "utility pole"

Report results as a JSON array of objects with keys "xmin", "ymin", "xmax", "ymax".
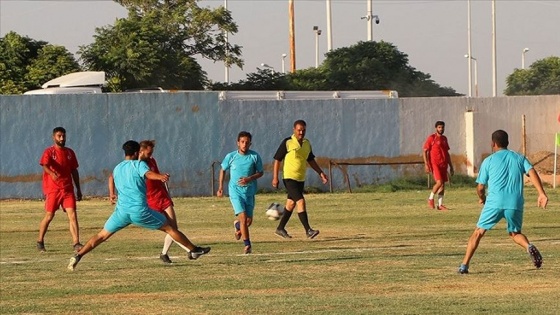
[
  {"xmin": 491, "ymin": 0, "xmax": 497, "ymax": 97},
  {"xmin": 224, "ymin": 0, "xmax": 229, "ymax": 83},
  {"xmin": 326, "ymin": 0, "xmax": 333, "ymax": 51},
  {"xmin": 289, "ymin": 0, "xmax": 296, "ymax": 72}
]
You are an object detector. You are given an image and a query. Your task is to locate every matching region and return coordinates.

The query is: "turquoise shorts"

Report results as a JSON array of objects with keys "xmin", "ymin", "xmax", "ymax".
[
  {"xmin": 476, "ymin": 207, "xmax": 523, "ymax": 233},
  {"xmin": 229, "ymin": 193, "xmax": 255, "ymax": 217},
  {"xmin": 104, "ymin": 207, "xmax": 167, "ymax": 233}
]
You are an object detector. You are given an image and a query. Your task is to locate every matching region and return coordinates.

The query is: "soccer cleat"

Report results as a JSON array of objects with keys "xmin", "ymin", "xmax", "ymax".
[
  {"xmin": 527, "ymin": 244, "xmax": 543, "ymax": 269},
  {"xmin": 275, "ymin": 229, "xmax": 292, "ymax": 239},
  {"xmin": 67, "ymin": 254, "xmax": 81, "ymax": 271},
  {"xmin": 37, "ymin": 241, "xmax": 46, "ymax": 252},
  {"xmin": 428, "ymin": 199, "xmax": 435, "ymax": 209},
  {"xmin": 159, "ymin": 253, "xmax": 173, "ymax": 264},
  {"xmin": 73, "ymin": 242, "xmax": 84, "ymax": 252},
  {"xmin": 437, "ymin": 205, "xmax": 449, "ymax": 211},
  {"xmin": 188, "ymin": 246, "xmax": 211, "ymax": 260},
  {"xmin": 244, "ymin": 245, "xmax": 252, "ymax": 254},
  {"xmin": 458, "ymin": 264, "xmax": 469, "ymax": 274},
  {"xmin": 307, "ymin": 229, "xmax": 320, "ymax": 239},
  {"xmin": 233, "ymin": 220, "xmax": 241, "ymax": 241}
]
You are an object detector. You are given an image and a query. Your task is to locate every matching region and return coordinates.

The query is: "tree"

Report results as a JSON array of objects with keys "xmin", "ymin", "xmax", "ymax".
[
  {"xmin": 1, "ymin": 32, "xmax": 79, "ymax": 94},
  {"xmin": 211, "ymin": 68, "xmax": 290, "ymax": 90},
  {"xmin": 79, "ymin": 0, "xmax": 243, "ymax": 91},
  {"xmin": 216, "ymin": 41, "xmax": 459, "ymax": 97},
  {"xmin": 505, "ymin": 56, "xmax": 560, "ymax": 95}
]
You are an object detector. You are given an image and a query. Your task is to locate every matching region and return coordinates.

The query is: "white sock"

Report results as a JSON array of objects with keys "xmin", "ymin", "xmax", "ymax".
[
  {"xmin": 429, "ymin": 192, "xmax": 435, "ymax": 199},
  {"xmin": 438, "ymin": 195, "xmax": 443, "ymax": 206},
  {"xmin": 162, "ymin": 234, "xmax": 173, "ymax": 255}
]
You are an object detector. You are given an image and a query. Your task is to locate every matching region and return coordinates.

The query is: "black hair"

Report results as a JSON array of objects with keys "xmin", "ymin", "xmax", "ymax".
[
  {"xmin": 294, "ymin": 119, "xmax": 307, "ymax": 128},
  {"xmin": 491, "ymin": 130, "xmax": 509, "ymax": 148},
  {"xmin": 237, "ymin": 131, "xmax": 252, "ymax": 141},
  {"xmin": 435, "ymin": 121, "xmax": 445, "ymax": 128},
  {"xmin": 122, "ymin": 140, "xmax": 140, "ymax": 156},
  {"xmin": 53, "ymin": 127, "xmax": 66, "ymax": 134}
]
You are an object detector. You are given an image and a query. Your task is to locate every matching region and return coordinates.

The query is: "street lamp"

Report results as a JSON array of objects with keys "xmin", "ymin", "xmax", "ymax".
[
  {"xmin": 261, "ymin": 63, "xmax": 275, "ymax": 74},
  {"xmin": 281, "ymin": 53, "xmax": 287, "ymax": 74},
  {"xmin": 313, "ymin": 26, "xmax": 322, "ymax": 68},
  {"xmin": 361, "ymin": 0, "xmax": 380, "ymax": 41},
  {"xmin": 522, "ymin": 47, "xmax": 530, "ymax": 69},
  {"xmin": 465, "ymin": 54, "xmax": 479, "ymax": 97}
]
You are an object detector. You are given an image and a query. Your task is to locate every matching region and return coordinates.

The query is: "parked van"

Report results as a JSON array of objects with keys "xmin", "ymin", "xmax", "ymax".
[{"xmin": 24, "ymin": 71, "xmax": 105, "ymax": 95}]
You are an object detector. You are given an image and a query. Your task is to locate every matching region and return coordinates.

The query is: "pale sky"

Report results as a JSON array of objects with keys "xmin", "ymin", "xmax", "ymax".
[{"xmin": 1, "ymin": 0, "xmax": 559, "ymax": 96}]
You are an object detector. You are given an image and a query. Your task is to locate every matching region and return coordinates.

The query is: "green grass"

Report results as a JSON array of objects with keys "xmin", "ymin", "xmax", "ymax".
[{"xmin": 1, "ymin": 188, "xmax": 559, "ymax": 314}]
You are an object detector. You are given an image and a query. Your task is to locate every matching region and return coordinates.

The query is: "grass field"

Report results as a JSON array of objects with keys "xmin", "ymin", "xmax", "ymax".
[{"xmin": 1, "ymin": 186, "xmax": 559, "ymax": 314}]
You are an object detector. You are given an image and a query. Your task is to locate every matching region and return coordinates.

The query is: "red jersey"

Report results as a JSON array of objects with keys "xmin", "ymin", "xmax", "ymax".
[
  {"xmin": 145, "ymin": 158, "xmax": 171, "ymax": 209},
  {"xmin": 423, "ymin": 133, "xmax": 450, "ymax": 167},
  {"xmin": 40, "ymin": 146, "xmax": 79, "ymax": 194}
]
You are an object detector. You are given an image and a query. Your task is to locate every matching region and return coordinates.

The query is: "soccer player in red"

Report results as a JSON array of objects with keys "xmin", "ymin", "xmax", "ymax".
[
  {"xmin": 37, "ymin": 127, "xmax": 83, "ymax": 252},
  {"xmin": 109, "ymin": 140, "xmax": 190, "ymax": 263},
  {"xmin": 422, "ymin": 121, "xmax": 454, "ymax": 210}
]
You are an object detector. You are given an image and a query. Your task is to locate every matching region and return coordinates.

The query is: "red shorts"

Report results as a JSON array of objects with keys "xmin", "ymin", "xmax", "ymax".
[
  {"xmin": 148, "ymin": 198, "xmax": 173, "ymax": 213},
  {"xmin": 431, "ymin": 165, "xmax": 449, "ymax": 182},
  {"xmin": 44, "ymin": 191, "xmax": 76, "ymax": 213}
]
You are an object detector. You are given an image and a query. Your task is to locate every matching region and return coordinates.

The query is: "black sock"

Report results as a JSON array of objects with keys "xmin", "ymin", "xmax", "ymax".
[
  {"xmin": 298, "ymin": 211, "xmax": 311, "ymax": 231},
  {"xmin": 277, "ymin": 208, "xmax": 292, "ymax": 230}
]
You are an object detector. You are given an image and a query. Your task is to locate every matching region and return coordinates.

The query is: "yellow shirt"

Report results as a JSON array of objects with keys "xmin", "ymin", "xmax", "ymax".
[{"xmin": 274, "ymin": 134, "xmax": 314, "ymax": 181}]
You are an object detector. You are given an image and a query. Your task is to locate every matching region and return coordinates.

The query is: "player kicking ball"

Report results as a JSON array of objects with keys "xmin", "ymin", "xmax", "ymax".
[{"xmin": 68, "ymin": 140, "xmax": 210, "ymax": 271}]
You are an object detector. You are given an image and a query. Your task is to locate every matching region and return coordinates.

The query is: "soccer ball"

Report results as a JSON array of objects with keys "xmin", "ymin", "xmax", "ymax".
[{"xmin": 265, "ymin": 203, "xmax": 284, "ymax": 221}]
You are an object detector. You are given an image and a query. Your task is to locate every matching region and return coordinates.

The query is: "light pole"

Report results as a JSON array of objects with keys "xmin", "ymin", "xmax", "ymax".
[
  {"xmin": 466, "ymin": 0, "xmax": 472, "ymax": 97},
  {"xmin": 465, "ymin": 54, "xmax": 478, "ymax": 97},
  {"xmin": 361, "ymin": 0, "xmax": 379, "ymax": 41},
  {"xmin": 326, "ymin": 0, "xmax": 333, "ymax": 51},
  {"xmin": 522, "ymin": 47, "xmax": 529, "ymax": 69},
  {"xmin": 261, "ymin": 63, "xmax": 275, "ymax": 74},
  {"xmin": 491, "ymin": 0, "xmax": 497, "ymax": 96},
  {"xmin": 281, "ymin": 53, "xmax": 287, "ymax": 74},
  {"xmin": 224, "ymin": 0, "xmax": 229, "ymax": 84},
  {"xmin": 313, "ymin": 26, "xmax": 322, "ymax": 68}
]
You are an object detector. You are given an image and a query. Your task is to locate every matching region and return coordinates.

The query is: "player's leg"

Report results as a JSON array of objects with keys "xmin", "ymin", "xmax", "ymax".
[
  {"xmin": 160, "ymin": 205, "xmax": 190, "ymax": 263},
  {"xmin": 428, "ymin": 165, "xmax": 443, "ymax": 209},
  {"xmin": 505, "ymin": 209, "xmax": 542, "ymax": 268},
  {"xmin": 68, "ymin": 229, "xmax": 115, "ymax": 271},
  {"xmin": 459, "ymin": 207, "xmax": 501, "ymax": 273},
  {"xmin": 275, "ymin": 179, "xmax": 296, "ymax": 238},
  {"xmin": 37, "ymin": 192, "xmax": 60, "ymax": 251},
  {"xmin": 62, "ymin": 191, "xmax": 81, "ymax": 250},
  {"xmin": 436, "ymin": 167, "xmax": 449, "ymax": 210}
]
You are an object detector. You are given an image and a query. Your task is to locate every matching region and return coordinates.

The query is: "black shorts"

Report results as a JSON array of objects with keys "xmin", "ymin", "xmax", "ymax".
[{"xmin": 283, "ymin": 179, "xmax": 305, "ymax": 202}]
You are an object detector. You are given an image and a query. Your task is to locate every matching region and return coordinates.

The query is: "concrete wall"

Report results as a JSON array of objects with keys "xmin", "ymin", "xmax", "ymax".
[{"xmin": 1, "ymin": 93, "xmax": 558, "ymax": 198}]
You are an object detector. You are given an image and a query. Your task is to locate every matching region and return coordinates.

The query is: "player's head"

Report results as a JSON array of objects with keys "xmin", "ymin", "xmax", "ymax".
[
  {"xmin": 139, "ymin": 140, "xmax": 155, "ymax": 161},
  {"xmin": 122, "ymin": 140, "xmax": 140, "ymax": 158},
  {"xmin": 491, "ymin": 130, "xmax": 509, "ymax": 149},
  {"xmin": 435, "ymin": 121, "xmax": 445, "ymax": 135},
  {"xmin": 237, "ymin": 131, "xmax": 252, "ymax": 154},
  {"xmin": 52, "ymin": 127, "xmax": 67, "ymax": 147},
  {"xmin": 293, "ymin": 120, "xmax": 307, "ymax": 141}
]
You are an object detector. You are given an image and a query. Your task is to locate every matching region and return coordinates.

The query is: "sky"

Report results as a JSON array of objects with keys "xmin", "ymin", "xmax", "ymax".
[{"xmin": 1, "ymin": 0, "xmax": 559, "ymax": 97}]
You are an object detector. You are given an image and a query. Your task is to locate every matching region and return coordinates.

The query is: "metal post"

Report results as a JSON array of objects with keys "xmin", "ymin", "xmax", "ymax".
[
  {"xmin": 289, "ymin": 0, "xmax": 296, "ymax": 72},
  {"xmin": 522, "ymin": 48, "xmax": 529, "ymax": 69},
  {"xmin": 367, "ymin": 0, "xmax": 373, "ymax": 41},
  {"xmin": 224, "ymin": 0, "xmax": 229, "ymax": 84},
  {"xmin": 326, "ymin": 0, "xmax": 333, "ymax": 51},
  {"xmin": 492, "ymin": 0, "xmax": 497, "ymax": 97},
  {"xmin": 467, "ymin": 0, "xmax": 472, "ymax": 97}
]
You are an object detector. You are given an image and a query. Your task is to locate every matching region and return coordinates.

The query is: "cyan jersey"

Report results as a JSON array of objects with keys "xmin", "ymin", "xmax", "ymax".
[
  {"xmin": 113, "ymin": 160, "xmax": 150, "ymax": 213},
  {"xmin": 221, "ymin": 150, "xmax": 263, "ymax": 196},
  {"xmin": 476, "ymin": 149, "xmax": 533, "ymax": 210}
]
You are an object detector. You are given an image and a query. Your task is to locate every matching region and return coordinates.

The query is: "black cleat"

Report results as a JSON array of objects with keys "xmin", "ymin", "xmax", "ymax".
[
  {"xmin": 275, "ymin": 229, "xmax": 292, "ymax": 239},
  {"xmin": 188, "ymin": 246, "xmax": 211, "ymax": 260},
  {"xmin": 306, "ymin": 229, "xmax": 320, "ymax": 239},
  {"xmin": 160, "ymin": 253, "xmax": 173, "ymax": 264}
]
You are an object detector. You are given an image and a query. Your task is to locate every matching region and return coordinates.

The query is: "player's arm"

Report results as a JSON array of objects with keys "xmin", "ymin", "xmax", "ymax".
[
  {"xmin": 42, "ymin": 164, "xmax": 58, "ymax": 181},
  {"xmin": 446, "ymin": 151, "xmax": 454, "ymax": 176},
  {"xmin": 272, "ymin": 139, "xmax": 288, "ymax": 188},
  {"xmin": 308, "ymin": 159, "xmax": 328, "ymax": 184},
  {"xmin": 108, "ymin": 173, "xmax": 117, "ymax": 204},
  {"xmin": 71, "ymin": 169, "xmax": 82, "ymax": 201},
  {"xmin": 527, "ymin": 168, "xmax": 548, "ymax": 209},
  {"xmin": 217, "ymin": 168, "xmax": 226, "ymax": 197},
  {"xmin": 476, "ymin": 183, "xmax": 486, "ymax": 205},
  {"xmin": 422, "ymin": 149, "xmax": 431, "ymax": 173},
  {"xmin": 272, "ymin": 160, "xmax": 281, "ymax": 188},
  {"xmin": 145, "ymin": 171, "xmax": 169, "ymax": 182}
]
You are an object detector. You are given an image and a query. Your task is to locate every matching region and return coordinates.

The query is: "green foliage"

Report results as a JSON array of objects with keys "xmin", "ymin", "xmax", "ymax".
[
  {"xmin": 215, "ymin": 41, "xmax": 460, "ymax": 97},
  {"xmin": 505, "ymin": 56, "xmax": 560, "ymax": 95},
  {"xmin": 0, "ymin": 31, "xmax": 80, "ymax": 94},
  {"xmin": 80, "ymin": 0, "xmax": 243, "ymax": 91},
  {"xmin": 211, "ymin": 68, "xmax": 290, "ymax": 90}
]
